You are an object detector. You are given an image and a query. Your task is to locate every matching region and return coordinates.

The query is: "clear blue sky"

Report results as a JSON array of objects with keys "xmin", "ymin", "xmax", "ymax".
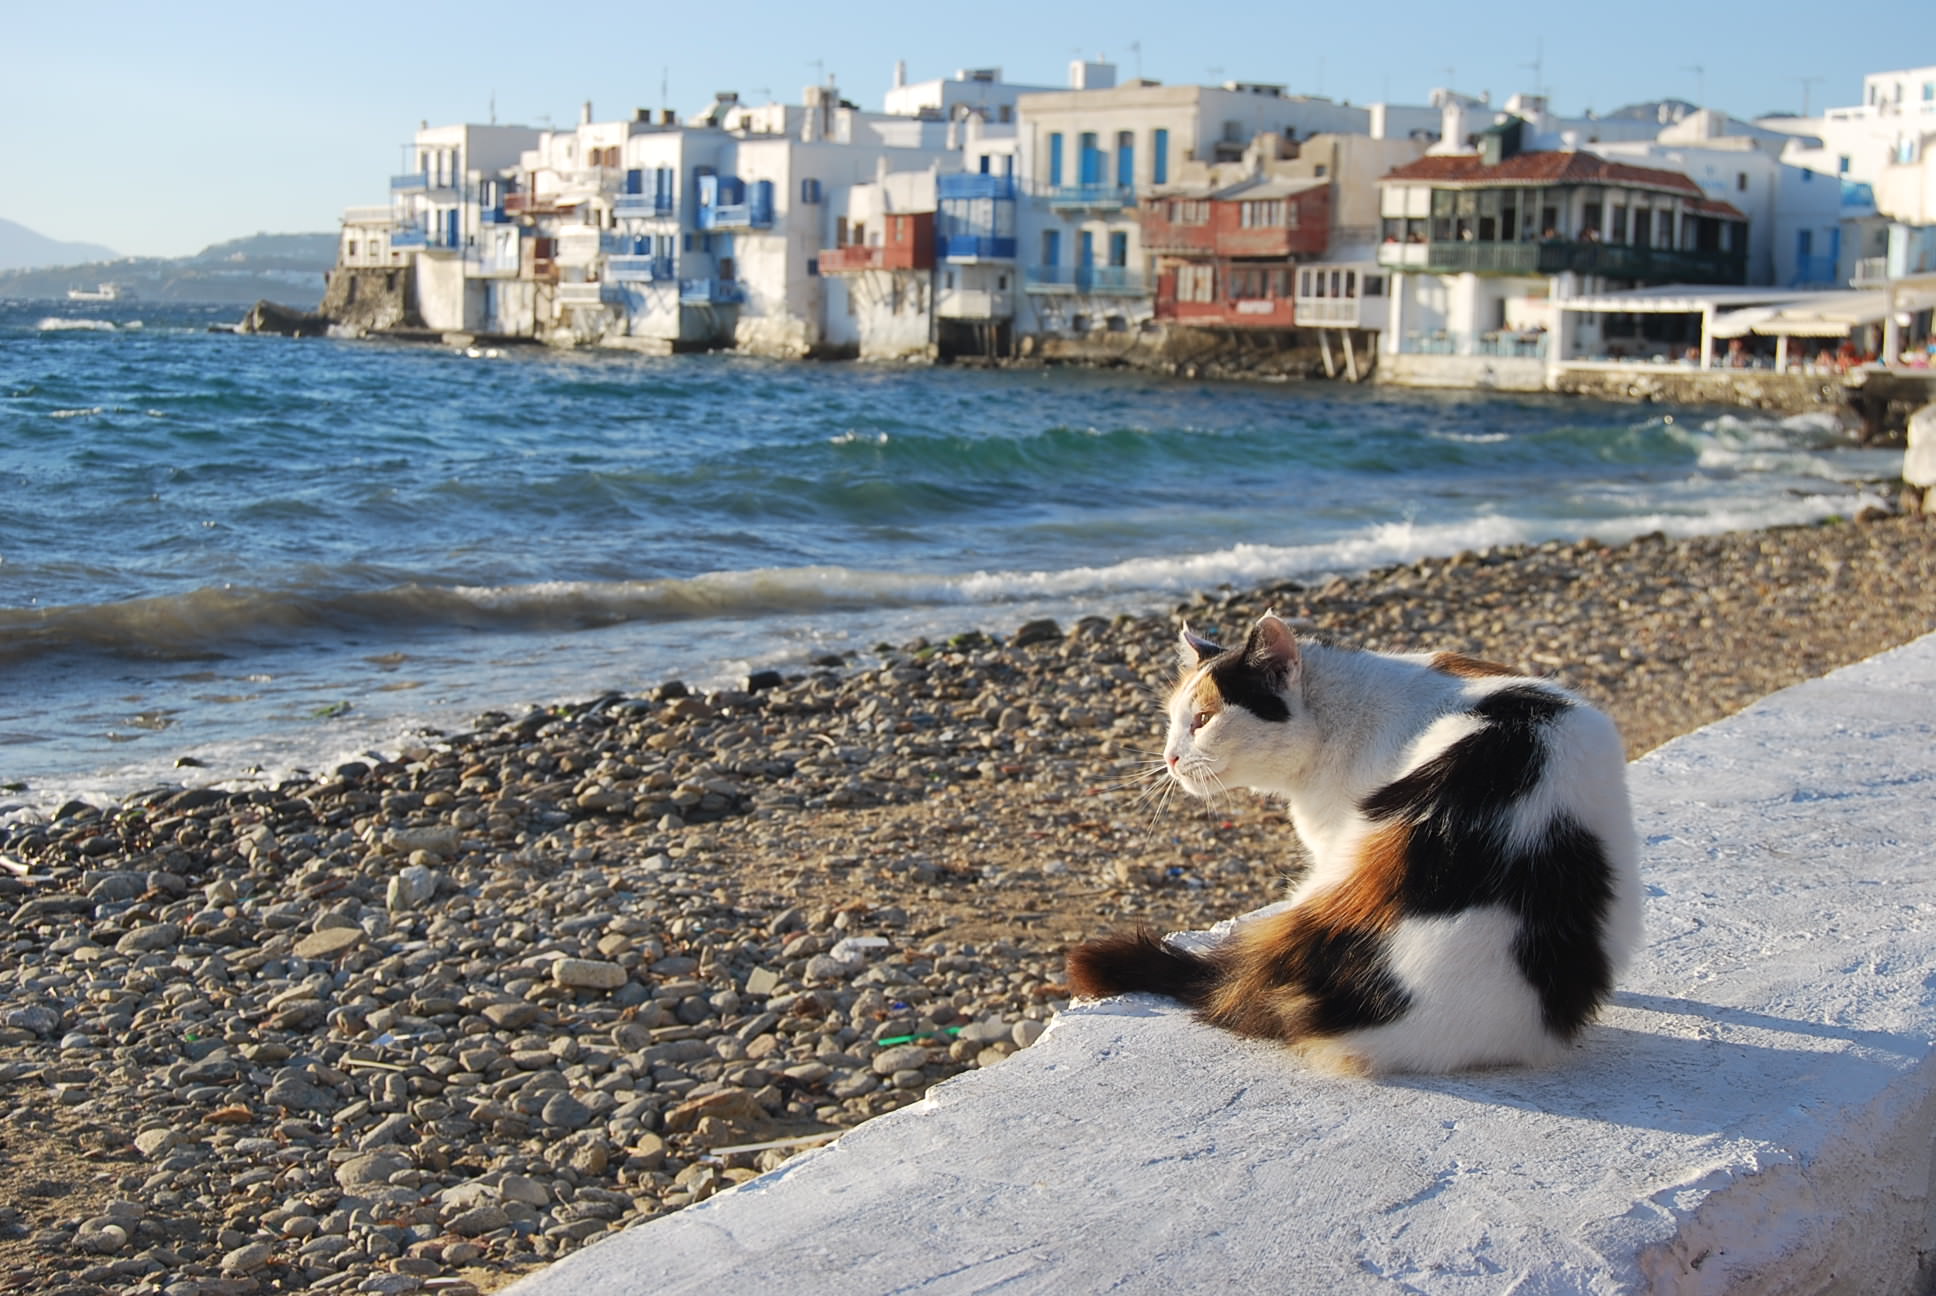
[{"xmin": 3, "ymin": 1, "xmax": 1892, "ymax": 258}]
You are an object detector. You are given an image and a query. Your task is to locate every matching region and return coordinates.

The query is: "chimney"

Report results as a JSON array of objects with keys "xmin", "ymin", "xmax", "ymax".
[
  {"xmin": 581, "ymin": 101, "xmax": 594, "ymax": 126},
  {"xmin": 894, "ymin": 59, "xmax": 907, "ymax": 89},
  {"xmin": 661, "ymin": 109, "xmax": 676, "ymax": 126}
]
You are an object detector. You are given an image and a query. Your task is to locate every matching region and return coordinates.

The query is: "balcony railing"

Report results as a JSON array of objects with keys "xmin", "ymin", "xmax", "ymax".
[
  {"xmin": 390, "ymin": 228, "xmax": 428, "ymax": 249},
  {"xmin": 615, "ymin": 193, "xmax": 676, "ymax": 218},
  {"xmin": 1046, "ymin": 185, "xmax": 1134, "ymax": 211},
  {"xmin": 478, "ymin": 207, "xmax": 512, "ymax": 225},
  {"xmin": 938, "ymin": 234, "xmax": 1017, "ymax": 262},
  {"xmin": 1378, "ymin": 239, "xmax": 1746, "ymax": 285},
  {"xmin": 680, "ymin": 278, "xmax": 743, "ymax": 304},
  {"xmin": 390, "ymin": 173, "xmax": 428, "ymax": 191},
  {"xmin": 1023, "ymin": 266, "xmax": 1147, "ymax": 295},
  {"xmin": 1397, "ymin": 328, "xmax": 1549, "ymax": 359},
  {"xmin": 698, "ymin": 202, "xmax": 773, "ymax": 231},
  {"xmin": 1790, "ymin": 254, "xmax": 1841, "ymax": 287},
  {"xmin": 1852, "ymin": 256, "xmax": 1889, "ymax": 287},
  {"xmin": 819, "ymin": 246, "xmax": 886, "ymax": 274},
  {"xmin": 608, "ymin": 255, "xmax": 675, "ymax": 282},
  {"xmin": 1292, "ymin": 297, "xmax": 1365, "ymax": 327},
  {"xmin": 938, "ymin": 173, "xmax": 1018, "ymax": 201}
]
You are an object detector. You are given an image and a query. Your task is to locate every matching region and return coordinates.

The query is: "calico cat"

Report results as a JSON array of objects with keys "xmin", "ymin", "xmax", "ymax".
[{"xmin": 1067, "ymin": 612, "xmax": 1641, "ymax": 1074}]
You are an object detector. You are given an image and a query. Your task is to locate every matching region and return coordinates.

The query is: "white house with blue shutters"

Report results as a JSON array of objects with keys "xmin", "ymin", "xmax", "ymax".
[{"xmin": 1010, "ymin": 67, "xmax": 1407, "ymax": 349}]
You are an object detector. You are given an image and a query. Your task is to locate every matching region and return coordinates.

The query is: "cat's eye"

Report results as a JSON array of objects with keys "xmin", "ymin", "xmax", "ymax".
[{"xmin": 1191, "ymin": 710, "xmax": 1213, "ymax": 732}]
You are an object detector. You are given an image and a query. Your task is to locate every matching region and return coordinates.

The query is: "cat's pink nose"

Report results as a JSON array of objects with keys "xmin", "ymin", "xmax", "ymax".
[{"xmin": 1167, "ymin": 753, "xmax": 1179, "ymax": 767}]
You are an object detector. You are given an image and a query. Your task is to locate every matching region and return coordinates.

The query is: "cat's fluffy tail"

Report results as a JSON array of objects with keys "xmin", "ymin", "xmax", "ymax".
[{"xmin": 1067, "ymin": 928, "xmax": 1221, "ymax": 1008}]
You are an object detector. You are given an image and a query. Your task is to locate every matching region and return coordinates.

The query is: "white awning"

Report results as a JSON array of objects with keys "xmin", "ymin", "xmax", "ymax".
[{"xmin": 1712, "ymin": 288, "xmax": 1936, "ymax": 339}]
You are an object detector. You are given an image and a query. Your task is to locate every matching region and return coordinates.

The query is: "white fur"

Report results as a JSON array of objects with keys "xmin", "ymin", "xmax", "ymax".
[
  {"xmin": 1166, "ymin": 615, "xmax": 1643, "ymax": 1072},
  {"xmin": 1330, "ymin": 907, "xmax": 1566, "ymax": 1073}
]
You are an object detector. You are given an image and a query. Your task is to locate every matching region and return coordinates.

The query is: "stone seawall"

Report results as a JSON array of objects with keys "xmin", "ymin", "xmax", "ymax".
[{"xmin": 1552, "ymin": 367, "xmax": 1843, "ymax": 416}]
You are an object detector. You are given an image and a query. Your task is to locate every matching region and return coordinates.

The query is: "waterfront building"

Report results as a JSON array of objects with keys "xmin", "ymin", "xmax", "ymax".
[
  {"xmin": 1376, "ymin": 115, "xmax": 1748, "ymax": 382},
  {"xmin": 817, "ymin": 170, "xmax": 939, "ymax": 360},
  {"xmin": 1757, "ymin": 66, "xmax": 1936, "ymax": 286},
  {"xmin": 1011, "ymin": 65, "xmax": 1434, "ymax": 350}
]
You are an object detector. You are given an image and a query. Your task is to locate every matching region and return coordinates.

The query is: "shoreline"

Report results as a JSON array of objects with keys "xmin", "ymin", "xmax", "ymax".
[{"xmin": 1, "ymin": 511, "xmax": 1932, "ymax": 1294}]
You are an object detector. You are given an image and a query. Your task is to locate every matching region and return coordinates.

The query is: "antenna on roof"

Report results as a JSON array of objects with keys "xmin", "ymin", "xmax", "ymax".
[
  {"xmin": 1796, "ymin": 74, "xmax": 1822, "ymax": 117},
  {"xmin": 1128, "ymin": 40, "xmax": 1142, "ymax": 79},
  {"xmin": 1521, "ymin": 38, "xmax": 1545, "ymax": 101},
  {"xmin": 1683, "ymin": 64, "xmax": 1705, "ymax": 109}
]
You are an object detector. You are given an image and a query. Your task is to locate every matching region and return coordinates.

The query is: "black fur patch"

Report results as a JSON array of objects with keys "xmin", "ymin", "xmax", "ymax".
[
  {"xmin": 1202, "ymin": 649, "xmax": 1291, "ymax": 723},
  {"xmin": 1285, "ymin": 924, "xmax": 1413, "ymax": 1035},
  {"xmin": 1358, "ymin": 684, "xmax": 1614, "ymax": 1038}
]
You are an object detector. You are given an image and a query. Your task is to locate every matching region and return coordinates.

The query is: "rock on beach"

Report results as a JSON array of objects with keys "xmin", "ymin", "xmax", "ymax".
[{"xmin": 0, "ymin": 514, "xmax": 1932, "ymax": 1293}]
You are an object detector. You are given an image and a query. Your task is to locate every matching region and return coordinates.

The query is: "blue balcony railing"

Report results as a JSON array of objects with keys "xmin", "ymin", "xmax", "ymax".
[
  {"xmin": 609, "ymin": 255, "xmax": 675, "ymax": 282},
  {"xmin": 390, "ymin": 173, "xmax": 428, "ymax": 191},
  {"xmin": 390, "ymin": 228, "xmax": 428, "ymax": 248},
  {"xmin": 615, "ymin": 193, "xmax": 676, "ymax": 217},
  {"xmin": 938, "ymin": 234, "xmax": 1018, "ymax": 261},
  {"xmin": 1083, "ymin": 266, "xmax": 1144, "ymax": 295},
  {"xmin": 1790, "ymin": 253, "xmax": 1841, "ymax": 286},
  {"xmin": 1840, "ymin": 179, "xmax": 1877, "ymax": 212},
  {"xmin": 478, "ymin": 207, "xmax": 511, "ymax": 225},
  {"xmin": 938, "ymin": 173, "xmax": 1018, "ymax": 201},
  {"xmin": 698, "ymin": 202, "xmax": 773, "ymax": 231},
  {"xmin": 1023, "ymin": 266, "xmax": 1146, "ymax": 295},
  {"xmin": 1046, "ymin": 185, "xmax": 1133, "ymax": 210},
  {"xmin": 680, "ymin": 278, "xmax": 743, "ymax": 304}
]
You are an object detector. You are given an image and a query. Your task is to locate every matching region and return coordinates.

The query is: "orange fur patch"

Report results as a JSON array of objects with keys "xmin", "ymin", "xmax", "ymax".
[
  {"xmin": 1430, "ymin": 652, "xmax": 1522, "ymax": 680},
  {"xmin": 1198, "ymin": 823, "xmax": 1414, "ymax": 1040}
]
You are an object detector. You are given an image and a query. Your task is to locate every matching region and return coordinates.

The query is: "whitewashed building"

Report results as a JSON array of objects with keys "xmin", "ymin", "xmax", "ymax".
[{"xmin": 1758, "ymin": 66, "xmax": 1936, "ymax": 284}]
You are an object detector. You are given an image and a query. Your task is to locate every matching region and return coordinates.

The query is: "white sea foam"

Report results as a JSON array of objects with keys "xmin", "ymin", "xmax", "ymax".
[{"xmin": 36, "ymin": 317, "xmax": 117, "ymax": 332}]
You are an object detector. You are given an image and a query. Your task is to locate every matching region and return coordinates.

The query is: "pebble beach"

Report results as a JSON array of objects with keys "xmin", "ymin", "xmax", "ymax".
[{"xmin": 2, "ymin": 512, "xmax": 1932, "ymax": 1296}]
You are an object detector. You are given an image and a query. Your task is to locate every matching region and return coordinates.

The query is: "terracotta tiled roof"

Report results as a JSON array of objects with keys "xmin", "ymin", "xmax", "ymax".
[
  {"xmin": 1690, "ymin": 196, "xmax": 1749, "ymax": 220},
  {"xmin": 1379, "ymin": 150, "xmax": 1708, "ymax": 198}
]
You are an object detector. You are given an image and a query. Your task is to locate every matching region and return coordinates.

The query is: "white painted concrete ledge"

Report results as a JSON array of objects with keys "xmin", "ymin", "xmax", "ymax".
[{"xmin": 509, "ymin": 633, "xmax": 1936, "ymax": 1295}]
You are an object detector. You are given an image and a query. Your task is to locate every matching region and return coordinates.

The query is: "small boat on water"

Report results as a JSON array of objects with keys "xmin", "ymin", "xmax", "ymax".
[{"xmin": 66, "ymin": 283, "xmax": 131, "ymax": 302}]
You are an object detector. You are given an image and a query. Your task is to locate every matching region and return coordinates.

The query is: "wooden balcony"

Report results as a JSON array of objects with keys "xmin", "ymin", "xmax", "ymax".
[{"xmin": 1378, "ymin": 239, "xmax": 1746, "ymax": 284}]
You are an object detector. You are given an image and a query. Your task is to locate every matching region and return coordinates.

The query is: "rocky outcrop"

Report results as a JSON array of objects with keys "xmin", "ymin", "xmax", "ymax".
[
  {"xmin": 236, "ymin": 298, "xmax": 332, "ymax": 338},
  {"xmin": 317, "ymin": 265, "xmax": 421, "ymax": 335}
]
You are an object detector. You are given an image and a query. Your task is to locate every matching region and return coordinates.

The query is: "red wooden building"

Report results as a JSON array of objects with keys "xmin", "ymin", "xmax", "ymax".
[
  {"xmin": 1142, "ymin": 176, "xmax": 1330, "ymax": 328},
  {"xmin": 818, "ymin": 212, "xmax": 936, "ymax": 274}
]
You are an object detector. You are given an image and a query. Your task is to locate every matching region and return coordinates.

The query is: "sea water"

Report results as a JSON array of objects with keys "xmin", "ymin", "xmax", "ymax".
[{"xmin": 0, "ymin": 298, "xmax": 1899, "ymax": 812}]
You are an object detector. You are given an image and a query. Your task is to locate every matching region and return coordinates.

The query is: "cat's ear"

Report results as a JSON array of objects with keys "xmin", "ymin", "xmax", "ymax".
[
  {"xmin": 1177, "ymin": 623, "xmax": 1222, "ymax": 671},
  {"xmin": 1244, "ymin": 611, "xmax": 1302, "ymax": 682}
]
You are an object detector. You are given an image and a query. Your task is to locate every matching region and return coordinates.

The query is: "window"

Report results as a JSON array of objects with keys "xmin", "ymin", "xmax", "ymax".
[
  {"xmin": 1736, "ymin": 172, "xmax": 1748, "ymax": 192},
  {"xmin": 1241, "ymin": 200, "xmax": 1285, "ymax": 227},
  {"xmin": 1078, "ymin": 132, "xmax": 1103, "ymax": 185},
  {"xmin": 1363, "ymin": 274, "xmax": 1386, "ymax": 297},
  {"xmin": 1838, "ymin": 154, "xmax": 1851, "ymax": 174},
  {"xmin": 800, "ymin": 178, "xmax": 822, "ymax": 203},
  {"xmin": 1048, "ymin": 133, "xmax": 1064, "ymax": 186},
  {"xmin": 1116, "ymin": 131, "xmax": 1134, "ymax": 187},
  {"xmin": 1178, "ymin": 264, "xmax": 1215, "ymax": 301},
  {"xmin": 1042, "ymin": 229, "xmax": 1060, "ymax": 266},
  {"xmin": 1152, "ymin": 128, "xmax": 1169, "ymax": 185},
  {"xmin": 806, "ymin": 257, "xmax": 819, "ymax": 276},
  {"xmin": 1108, "ymin": 231, "xmax": 1128, "ymax": 267}
]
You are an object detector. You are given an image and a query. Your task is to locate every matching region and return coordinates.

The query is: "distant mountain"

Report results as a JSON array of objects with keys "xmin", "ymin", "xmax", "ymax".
[
  {"xmin": 0, "ymin": 230, "xmax": 337, "ymax": 306},
  {"xmin": 0, "ymin": 218, "xmax": 119, "ymax": 271}
]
